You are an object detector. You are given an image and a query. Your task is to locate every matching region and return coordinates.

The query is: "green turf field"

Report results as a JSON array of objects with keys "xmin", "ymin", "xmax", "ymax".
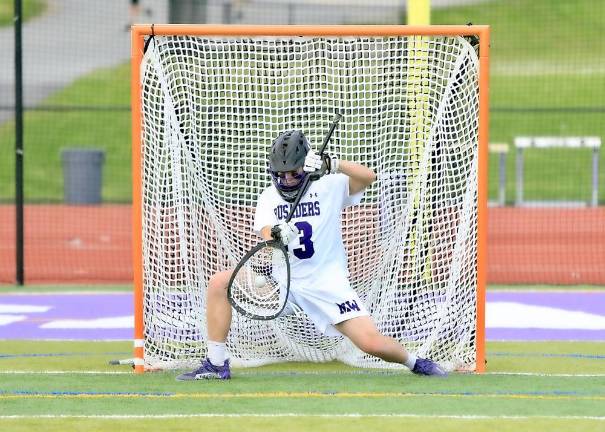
[
  {"xmin": 0, "ymin": 0, "xmax": 603, "ymax": 204},
  {"xmin": 0, "ymin": 340, "xmax": 603, "ymax": 431},
  {"xmin": 0, "ymin": 0, "xmax": 46, "ymax": 27}
]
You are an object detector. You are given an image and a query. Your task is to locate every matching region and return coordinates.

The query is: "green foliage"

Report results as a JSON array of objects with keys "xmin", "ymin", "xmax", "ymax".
[
  {"xmin": 434, "ymin": 0, "xmax": 605, "ymax": 205},
  {"xmin": 0, "ymin": 64, "xmax": 132, "ymax": 202},
  {"xmin": 0, "ymin": 0, "xmax": 46, "ymax": 26}
]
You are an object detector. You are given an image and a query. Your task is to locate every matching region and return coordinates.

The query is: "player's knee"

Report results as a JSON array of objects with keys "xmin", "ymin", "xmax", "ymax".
[{"xmin": 208, "ymin": 270, "xmax": 231, "ymax": 298}]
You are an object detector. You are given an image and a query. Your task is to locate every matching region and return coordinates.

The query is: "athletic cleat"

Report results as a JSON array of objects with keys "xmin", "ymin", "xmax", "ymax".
[
  {"xmin": 176, "ymin": 358, "xmax": 231, "ymax": 381},
  {"xmin": 411, "ymin": 358, "xmax": 448, "ymax": 377}
]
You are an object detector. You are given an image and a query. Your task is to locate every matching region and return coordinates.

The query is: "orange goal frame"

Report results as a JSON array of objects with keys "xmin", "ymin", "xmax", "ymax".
[{"xmin": 130, "ymin": 24, "xmax": 490, "ymax": 373}]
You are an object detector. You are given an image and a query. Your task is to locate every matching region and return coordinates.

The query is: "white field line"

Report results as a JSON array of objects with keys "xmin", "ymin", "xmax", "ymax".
[
  {"xmin": 486, "ymin": 372, "xmax": 605, "ymax": 377},
  {"xmin": 0, "ymin": 370, "xmax": 604, "ymax": 377},
  {"xmin": 492, "ymin": 62, "xmax": 605, "ymax": 77},
  {"xmin": 0, "ymin": 414, "xmax": 604, "ymax": 420}
]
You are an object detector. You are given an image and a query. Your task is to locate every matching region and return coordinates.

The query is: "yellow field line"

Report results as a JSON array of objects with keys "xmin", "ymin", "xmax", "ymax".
[
  {"xmin": 2, "ymin": 392, "xmax": 604, "ymax": 401},
  {"xmin": 1, "ymin": 414, "xmax": 605, "ymax": 420}
]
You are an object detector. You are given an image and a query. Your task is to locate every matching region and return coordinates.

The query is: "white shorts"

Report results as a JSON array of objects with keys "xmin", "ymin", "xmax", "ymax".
[{"xmin": 279, "ymin": 275, "xmax": 369, "ymax": 337}]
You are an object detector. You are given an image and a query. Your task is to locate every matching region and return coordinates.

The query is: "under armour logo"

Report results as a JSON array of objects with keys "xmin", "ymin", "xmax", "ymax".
[{"xmin": 337, "ymin": 300, "xmax": 361, "ymax": 314}]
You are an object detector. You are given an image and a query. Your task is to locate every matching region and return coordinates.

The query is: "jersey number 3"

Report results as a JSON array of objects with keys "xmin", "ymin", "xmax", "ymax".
[{"xmin": 293, "ymin": 221, "xmax": 314, "ymax": 259}]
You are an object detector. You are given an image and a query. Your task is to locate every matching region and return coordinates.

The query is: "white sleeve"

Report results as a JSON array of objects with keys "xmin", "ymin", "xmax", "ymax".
[
  {"xmin": 253, "ymin": 189, "xmax": 278, "ymax": 234},
  {"xmin": 332, "ymin": 173, "xmax": 363, "ymax": 208}
]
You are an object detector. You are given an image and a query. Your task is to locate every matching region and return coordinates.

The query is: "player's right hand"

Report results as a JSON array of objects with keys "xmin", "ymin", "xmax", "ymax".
[
  {"xmin": 303, "ymin": 150, "xmax": 324, "ymax": 175},
  {"xmin": 271, "ymin": 222, "xmax": 298, "ymax": 244},
  {"xmin": 304, "ymin": 150, "xmax": 339, "ymax": 180}
]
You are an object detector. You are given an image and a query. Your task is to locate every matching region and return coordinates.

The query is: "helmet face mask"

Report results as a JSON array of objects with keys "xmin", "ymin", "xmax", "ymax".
[
  {"xmin": 269, "ymin": 168, "xmax": 307, "ymax": 202},
  {"xmin": 268, "ymin": 130, "xmax": 310, "ymax": 202}
]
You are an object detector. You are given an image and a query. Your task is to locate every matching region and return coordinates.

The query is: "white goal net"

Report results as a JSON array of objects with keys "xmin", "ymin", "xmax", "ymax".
[{"xmin": 138, "ymin": 32, "xmax": 481, "ymax": 372}]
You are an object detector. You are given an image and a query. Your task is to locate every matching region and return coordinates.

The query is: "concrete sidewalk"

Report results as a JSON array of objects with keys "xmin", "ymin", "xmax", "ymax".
[{"xmin": 0, "ymin": 0, "xmax": 167, "ymax": 123}]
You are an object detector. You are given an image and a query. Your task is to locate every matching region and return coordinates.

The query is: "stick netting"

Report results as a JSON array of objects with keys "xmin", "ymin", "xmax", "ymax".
[{"xmin": 139, "ymin": 34, "xmax": 480, "ymax": 371}]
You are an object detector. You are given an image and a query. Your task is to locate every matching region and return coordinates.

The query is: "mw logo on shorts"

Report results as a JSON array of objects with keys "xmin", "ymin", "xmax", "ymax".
[{"xmin": 337, "ymin": 300, "xmax": 360, "ymax": 314}]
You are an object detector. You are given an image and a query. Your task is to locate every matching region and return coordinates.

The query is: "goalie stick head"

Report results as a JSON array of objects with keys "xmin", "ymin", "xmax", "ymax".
[{"xmin": 268, "ymin": 130, "xmax": 310, "ymax": 202}]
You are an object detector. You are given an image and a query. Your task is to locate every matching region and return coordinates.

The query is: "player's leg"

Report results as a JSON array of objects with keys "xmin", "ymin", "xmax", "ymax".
[
  {"xmin": 206, "ymin": 270, "xmax": 233, "ymax": 342},
  {"xmin": 335, "ymin": 315, "xmax": 447, "ymax": 376},
  {"xmin": 335, "ymin": 315, "xmax": 409, "ymax": 363},
  {"xmin": 176, "ymin": 270, "xmax": 233, "ymax": 381}
]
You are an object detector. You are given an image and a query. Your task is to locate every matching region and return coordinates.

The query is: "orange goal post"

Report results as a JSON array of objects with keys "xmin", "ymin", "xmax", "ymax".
[{"xmin": 131, "ymin": 24, "xmax": 489, "ymax": 373}]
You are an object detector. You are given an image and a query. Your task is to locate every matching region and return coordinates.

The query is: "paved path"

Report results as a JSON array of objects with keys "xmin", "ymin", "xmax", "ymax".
[
  {"xmin": 0, "ymin": 290, "xmax": 603, "ymax": 341},
  {"xmin": 0, "ymin": 0, "xmax": 167, "ymax": 123}
]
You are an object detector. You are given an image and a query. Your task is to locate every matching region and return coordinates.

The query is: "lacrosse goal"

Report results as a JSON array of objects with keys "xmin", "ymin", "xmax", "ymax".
[{"xmin": 131, "ymin": 25, "xmax": 490, "ymax": 373}]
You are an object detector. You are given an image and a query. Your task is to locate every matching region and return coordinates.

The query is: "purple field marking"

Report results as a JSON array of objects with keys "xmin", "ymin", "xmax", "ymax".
[
  {"xmin": 487, "ymin": 328, "xmax": 605, "ymax": 341},
  {"xmin": 0, "ymin": 291, "xmax": 603, "ymax": 341},
  {"xmin": 0, "ymin": 293, "xmax": 133, "ymax": 340},
  {"xmin": 487, "ymin": 291, "xmax": 605, "ymax": 316},
  {"xmin": 486, "ymin": 291, "xmax": 605, "ymax": 341}
]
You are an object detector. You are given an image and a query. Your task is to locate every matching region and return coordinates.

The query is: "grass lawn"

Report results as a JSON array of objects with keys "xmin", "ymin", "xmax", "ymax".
[
  {"xmin": 433, "ymin": 0, "xmax": 605, "ymax": 205},
  {"xmin": 0, "ymin": 0, "xmax": 46, "ymax": 26},
  {"xmin": 0, "ymin": 64, "xmax": 132, "ymax": 202},
  {"xmin": 433, "ymin": 0, "xmax": 605, "ymax": 67},
  {"xmin": 0, "ymin": 0, "xmax": 603, "ymax": 204}
]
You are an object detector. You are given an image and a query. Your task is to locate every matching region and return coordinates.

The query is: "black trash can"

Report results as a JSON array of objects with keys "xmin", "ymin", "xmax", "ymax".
[
  {"xmin": 61, "ymin": 149, "xmax": 105, "ymax": 204},
  {"xmin": 169, "ymin": 0, "xmax": 207, "ymax": 23}
]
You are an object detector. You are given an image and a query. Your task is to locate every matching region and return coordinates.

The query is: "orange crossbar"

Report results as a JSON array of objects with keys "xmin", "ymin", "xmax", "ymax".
[
  {"xmin": 132, "ymin": 23, "xmax": 488, "ymax": 37},
  {"xmin": 131, "ymin": 24, "xmax": 489, "ymax": 373}
]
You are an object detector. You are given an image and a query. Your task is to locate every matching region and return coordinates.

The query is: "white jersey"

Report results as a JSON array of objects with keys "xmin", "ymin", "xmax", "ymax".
[
  {"xmin": 253, "ymin": 174, "xmax": 367, "ymax": 335},
  {"xmin": 254, "ymin": 173, "xmax": 361, "ymax": 286}
]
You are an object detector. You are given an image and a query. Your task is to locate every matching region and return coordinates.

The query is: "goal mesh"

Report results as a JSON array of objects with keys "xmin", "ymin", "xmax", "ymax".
[{"xmin": 139, "ymin": 33, "xmax": 480, "ymax": 371}]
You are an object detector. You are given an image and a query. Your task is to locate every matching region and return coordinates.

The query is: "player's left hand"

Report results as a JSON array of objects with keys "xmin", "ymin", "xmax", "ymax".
[{"xmin": 271, "ymin": 221, "xmax": 298, "ymax": 244}]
